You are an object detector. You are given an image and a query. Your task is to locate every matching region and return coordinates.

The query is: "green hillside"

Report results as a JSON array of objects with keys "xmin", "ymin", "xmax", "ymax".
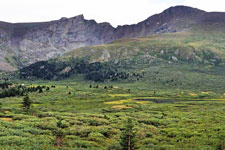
[
  {"xmin": 1, "ymin": 19, "xmax": 225, "ymax": 150},
  {"xmin": 17, "ymin": 29, "xmax": 225, "ymax": 94},
  {"xmin": 61, "ymin": 29, "xmax": 225, "ymax": 62}
]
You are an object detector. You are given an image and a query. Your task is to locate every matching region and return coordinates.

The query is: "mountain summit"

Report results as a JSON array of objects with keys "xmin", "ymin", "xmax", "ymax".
[{"xmin": 0, "ymin": 6, "xmax": 225, "ymax": 71}]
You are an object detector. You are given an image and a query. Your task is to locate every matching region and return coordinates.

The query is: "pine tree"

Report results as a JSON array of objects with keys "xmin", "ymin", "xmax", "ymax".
[
  {"xmin": 55, "ymin": 119, "xmax": 65, "ymax": 147},
  {"xmin": 39, "ymin": 88, "xmax": 43, "ymax": 93},
  {"xmin": 46, "ymin": 87, "xmax": 50, "ymax": 91},
  {"xmin": 120, "ymin": 118, "xmax": 137, "ymax": 150},
  {"xmin": 22, "ymin": 95, "xmax": 33, "ymax": 111}
]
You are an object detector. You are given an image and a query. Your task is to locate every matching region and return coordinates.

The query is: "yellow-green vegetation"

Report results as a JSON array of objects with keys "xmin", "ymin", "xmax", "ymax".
[
  {"xmin": 104, "ymin": 99, "xmax": 132, "ymax": 105},
  {"xmin": 61, "ymin": 31, "xmax": 225, "ymax": 64},
  {"xmin": 111, "ymin": 105, "xmax": 132, "ymax": 110},
  {"xmin": 0, "ymin": 80, "xmax": 224, "ymax": 149}
]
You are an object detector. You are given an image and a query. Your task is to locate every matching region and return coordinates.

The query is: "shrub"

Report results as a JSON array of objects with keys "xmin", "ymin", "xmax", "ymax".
[{"xmin": 88, "ymin": 132, "xmax": 105, "ymax": 142}]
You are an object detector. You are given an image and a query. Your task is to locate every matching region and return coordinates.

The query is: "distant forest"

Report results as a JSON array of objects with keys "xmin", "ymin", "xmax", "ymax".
[{"xmin": 19, "ymin": 58, "xmax": 143, "ymax": 82}]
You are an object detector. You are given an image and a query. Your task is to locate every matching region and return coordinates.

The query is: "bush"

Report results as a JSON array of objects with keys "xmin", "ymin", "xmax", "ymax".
[{"xmin": 88, "ymin": 132, "xmax": 105, "ymax": 142}]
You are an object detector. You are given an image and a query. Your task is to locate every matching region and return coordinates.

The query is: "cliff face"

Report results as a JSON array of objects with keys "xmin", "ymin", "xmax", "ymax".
[
  {"xmin": 0, "ymin": 15, "xmax": 116, "ymax": 70},
  {"xmin": 1, "ymin": 6, "xmax": 224, "ymax": 71}
]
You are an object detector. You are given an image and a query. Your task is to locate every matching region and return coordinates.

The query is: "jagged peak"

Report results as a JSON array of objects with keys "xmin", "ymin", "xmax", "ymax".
[{"xmin": 71, "ymin": 14, "xmax": 85, "ymax": 20}]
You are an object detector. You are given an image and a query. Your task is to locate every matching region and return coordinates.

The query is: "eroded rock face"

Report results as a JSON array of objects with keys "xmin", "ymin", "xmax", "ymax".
[
  {"xmin": 1, "ymin": 15, "xmax": 116, "ymax": 69},
  {"xmin": 1, "ymin": 6, "xmax": 222, "ymax": 71}
]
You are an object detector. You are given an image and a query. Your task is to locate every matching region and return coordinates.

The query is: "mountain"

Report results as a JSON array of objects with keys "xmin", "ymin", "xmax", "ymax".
[
  {"xmin": 1, "ymin": 6, "xmax": 225, "ymax": 71},
  {"xmin": 0, "ymin": 15, "xmax": 116, "ymax": 71},
  {"xmin": 18, "ymin": 31, "xmax": 225, "ymax": 92}
]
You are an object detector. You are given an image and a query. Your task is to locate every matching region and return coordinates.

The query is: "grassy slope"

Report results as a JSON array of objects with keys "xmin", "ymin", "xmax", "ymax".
[
  {"xmin": 57, "ymin": 29, "xmax": 225, "ymax": 94},
  {"xmin": 61, "ymin": 30, "xmax": 225, "ymax": 61}
]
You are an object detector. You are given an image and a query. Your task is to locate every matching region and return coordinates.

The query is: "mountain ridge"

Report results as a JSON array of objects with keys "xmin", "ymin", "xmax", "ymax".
[{"xmin": 0, "ymin": 5, "xmax": 225, "ymax": 71}]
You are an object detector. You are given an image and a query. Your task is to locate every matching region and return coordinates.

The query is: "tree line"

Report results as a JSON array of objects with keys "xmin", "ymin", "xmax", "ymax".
[
  {"xmin": 0, "ymin": 84, "xmax": 50, "ymax": 98},
  {"xmin": 0, "ymin": 82, "xmax": 12, "ymax": 89},
  {"xmin": 19, "ymin": 58, "xmax": 142, "ymax": 82}
]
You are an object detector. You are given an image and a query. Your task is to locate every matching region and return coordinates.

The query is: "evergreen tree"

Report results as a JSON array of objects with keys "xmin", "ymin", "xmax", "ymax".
[
  {"xmin": 46, "ymin": 87, "xmax": 50, "ymax": 91},
  {"xmin": 39, "ymin": 88, "xmax": 43, "ymax": 93},
  {"xmin": 22, "ymin": 95, "xmax": 33, "ymax": 111},
  {"xmin": 55, "ymin": 119, "xmax": 65, "ymax": 147},
  {"xmin": 120, "ymin": 118, "xmax": 137, "ymax": 150}
]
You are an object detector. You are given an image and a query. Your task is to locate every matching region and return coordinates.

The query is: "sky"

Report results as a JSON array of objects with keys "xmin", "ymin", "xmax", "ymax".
[{"xmin": 0, "ymin": 0, "xmax": 224, "ymax": 27}]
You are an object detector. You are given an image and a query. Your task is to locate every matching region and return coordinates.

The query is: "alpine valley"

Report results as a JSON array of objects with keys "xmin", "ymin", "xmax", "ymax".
[{"xmin": 0, "ymin": 5, "xmax": 224, "ymax": 150}]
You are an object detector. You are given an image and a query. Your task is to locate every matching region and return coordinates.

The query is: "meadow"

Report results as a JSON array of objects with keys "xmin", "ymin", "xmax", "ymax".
[{"xmin": 0, "ymin": 76, "xmax": 224, "ymax": 150}]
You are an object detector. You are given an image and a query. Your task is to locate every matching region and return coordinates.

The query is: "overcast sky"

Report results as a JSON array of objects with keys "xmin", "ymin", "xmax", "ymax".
[{"xmin": 0, "ymin": 0, "xmax": 224, "ymax": 27}]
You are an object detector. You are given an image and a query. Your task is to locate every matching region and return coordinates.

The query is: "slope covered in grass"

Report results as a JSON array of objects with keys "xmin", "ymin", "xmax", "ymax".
[
  {"xmin": 16, "ymin": 28, "xmax": 225, "ymax": 94},
  {"xmin": 61, "ymin": 30, "xmax": 225, "ymax": 64}
]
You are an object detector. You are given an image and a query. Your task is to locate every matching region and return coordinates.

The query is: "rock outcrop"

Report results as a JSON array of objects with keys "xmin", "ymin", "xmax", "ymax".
[{"xmin": 0, "ymin": 6, "xmax": 224, "ymax": 71}]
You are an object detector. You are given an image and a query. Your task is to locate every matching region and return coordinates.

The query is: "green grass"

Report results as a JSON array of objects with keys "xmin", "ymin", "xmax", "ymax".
[
  {"xmin": 60, "ymin": 31, "xmax": 225, "ymax": 63},
  {"xmin": 0, "ymin": 77, "xmax": 225, "ymax": 149}
]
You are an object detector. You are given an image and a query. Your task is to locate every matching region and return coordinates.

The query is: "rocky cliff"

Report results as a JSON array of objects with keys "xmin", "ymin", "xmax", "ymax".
[
  {"xmin": 0, "ymin": 15, "xmax": 116, "ymax": 70},
  {"xmin": 0, "ymin": 6, "xmax": 224, "ymax": 71}
]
